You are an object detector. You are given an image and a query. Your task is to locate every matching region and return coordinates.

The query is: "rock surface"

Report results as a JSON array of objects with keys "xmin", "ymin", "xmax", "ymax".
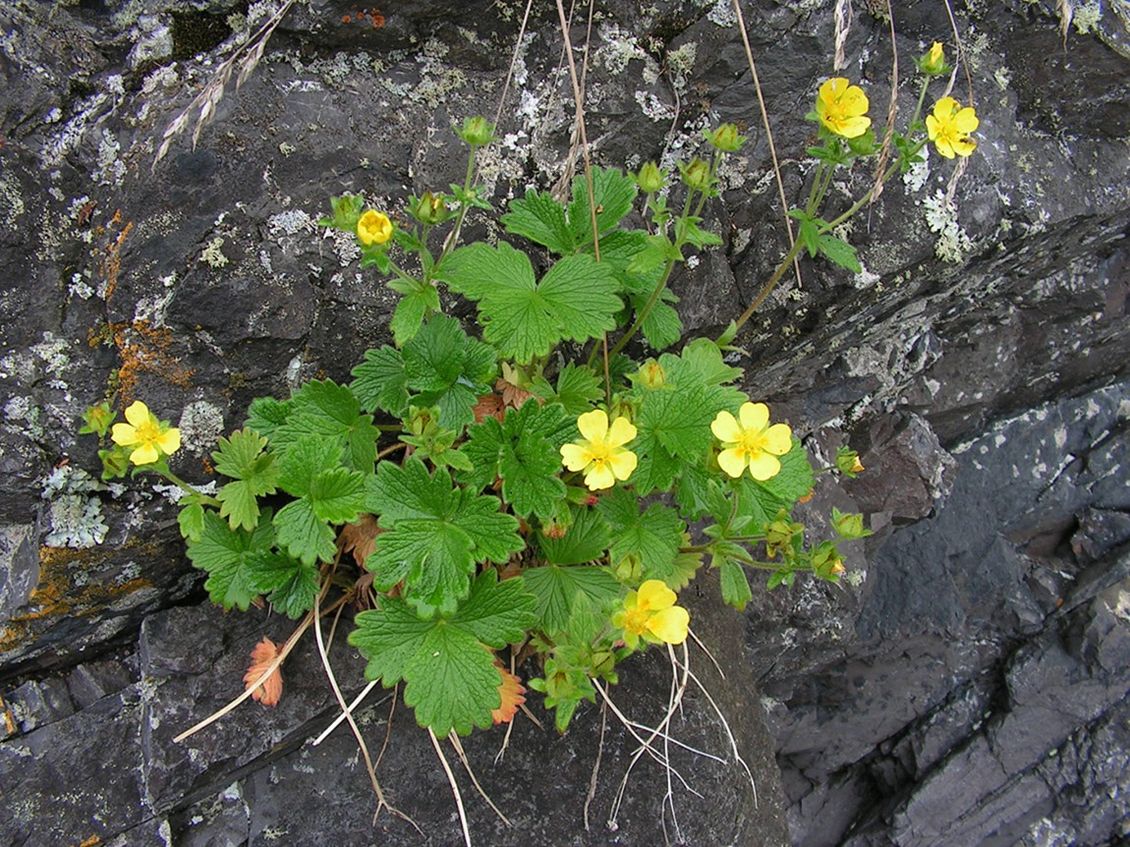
[{"xmin": 1, "ymin": 0, "xmax": 1127, "ymax": 845}]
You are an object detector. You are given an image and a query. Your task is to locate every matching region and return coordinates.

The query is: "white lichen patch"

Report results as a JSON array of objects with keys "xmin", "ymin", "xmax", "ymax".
[
  {"xmin": 178, "ymin": 401, "xmax": 227, "ymax": 455},
  {"xmin": 902, "ymin": 145, "xmax": 930, "ymax": 193},
  {"xmin": 41, "ymin": 466, "xmax": 109, "ymax": 549},
  {"xmin": 596, "ymin": 24, "xmax": 649, "ymax": 75},
  {"xmin": 200, "ymin": 237, "xmax": 230, "ymax": 268},
  {"xmin": 922, "ymin": 190, "xmax": 972, "ymax": 263},
  {"xmin": 268, "ymin": 209, "xmax": 314, "ymax": 238},
  {"xmin": 0, "ymin": 169, "xmax": 26, "ymax": 231},
  {"xmin": 1072, "ymin": 0, "xmax": 1102, "ymax": 34},
  {"xmin": 32, "ymin": 332, "xmax": 72, "ymax": 377},
  {"xmin": 133, "ymin": 273, "xmax": 176, "ymax": 326},
  {"xmin": 665, "ymin": 42, "xmax": 698, "ymax": 92}
]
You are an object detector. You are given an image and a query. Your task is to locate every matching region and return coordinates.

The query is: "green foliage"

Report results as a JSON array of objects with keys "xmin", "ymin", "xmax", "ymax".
[
  {"xmin": 598, "ymin": 489, "xmax": 686, "ymax": 587},
  {"xmin": 213, "ymin": 429, "xmax": 278, "ymax": 531},
  {"xmin": 272, "ymin": 380, "xmax": 379, "ymax": 471},
  {"xmin": 348, "ymin": 570, "xmax": 536, "ymax": 736},
  {"xmin": 365, "ymin": 457, "xmax": 523, "ymax": 615},
  {"xmin": 441, "ymin": 243, "xmax": 622, "ymax": 363}
]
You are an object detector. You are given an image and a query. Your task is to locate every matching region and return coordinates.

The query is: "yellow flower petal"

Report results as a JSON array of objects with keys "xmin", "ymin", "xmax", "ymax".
[
  {"xmin": 954, "ymin": 107, "xmax": 979, "ymax": 133},
  {"xmin": 762, "ymin": 423, "xmax": 793, "ymax": 455},
  {"xmin": 577, "ymin": 409, "xmax": 609, "ymax": 442},
  {"xmin": 637, "ymin": 580, "xmax": 676, "ymax": 611},
  {"xmin": 130, "ymin": 444, "xmax": 160, "ymax": 465},
  {"xmin": 925, "ymin": 114, "xmax": 941, "ymax": 141},
  {"xmin": 111, "ymin": 422, "xmax": 139, "ymax": 446},
  {"xmin": 124, "ymin": 401, "xmax": 151, "ymax": 428},
  {"xmin": 840, "ymin": 86, "xmax": 869, "ymax": 116},
  {"xmin": 820, "ymin": 77, "xmax": 847, "ymax": 99},
  {"xmin": 711, "ymin": 410, "xmax": 741, "ymax": 443},
  {"xmin": 608, "ymin": 448, "xmax": 638, "ymax": 481},
  {"xmin": 157, "ymin": 427, "xmax": 181, "ymax": 456},
  {"xmin": 836, "ymin": 115, "xmax": 872, "ymax": 138},
  {"xmin": 935, "ymin": 137, "xmax": 956, "ymax": 159},
  {"xmin": 738, "ymin": 402, "xmax": 769, "ymax": 432},
  {"xmin": 606, "ymin": 416, "xmax": 637, "ymax": 448},
  {"xmin": 646, "ymin": 606, "xmax": 689, "ymax": 644},
  {"xmin": 584, "ymin": 463, "xmax": 617, "ymax": 490},
  {"xmin": 933, "ymin": 96, "xmax": 959, "ymax": 119},
  {"xmin": 560, "ymin": 443, "xmax": 592, "ymax": 472},
  {"xmin": 717, "ymin": 447, "xmax": 748, "ymax": 479},
  {"xmin": 951, "ymin": 136, "xmax": 977, "ymax": 157},
  {"xmin": 747, "ymin": 453, "xmax": 781, "ymax": 481}
]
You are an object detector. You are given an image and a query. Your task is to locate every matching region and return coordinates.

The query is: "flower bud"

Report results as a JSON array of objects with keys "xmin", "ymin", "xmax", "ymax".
[
  {"xmin": 679, "ymin": 157, "xmax": 714, "ymax": 192},
  {"xmin": 409, "ymin": 191, "xmax": 448, "ymax": 225},
  {"xmin": 918, "ymin": 41, "xmax": 948, "ymax": 76},
  {"xmin": 634, "ymin": 161, "xmax": 666, "ymax": 193},
  {"xmin": 705, "ymin": 122, "xmax": 745, "ymax": 153},
  {"xmin": 811, "ymin": 542, "xmax": 846, "ymax": 580},
  {"xmin": 633, "ymin": 360, "xmax": 667, "ymax": 389},
  {"xmin": 835, "ymin": 446, "xmax": 864, "ymax": 477},
  {"xmin": 831, "ymin": 507, "xmax": 869, "ymax": 540},
  {"xmin": 456, "ymin": 115, "xmax": 495, "ymax": 147},
  {"xmin": 765, "ymin": 513, "xmax": 803, "ymax": 559}
]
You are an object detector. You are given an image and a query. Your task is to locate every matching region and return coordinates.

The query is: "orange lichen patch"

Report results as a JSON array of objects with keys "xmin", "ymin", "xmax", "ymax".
[
  {"xmin": 107, "ymin": 320, "xmax": 195, "ymax": 406},
  {"xmin": 342, "ymin": 7, "xmax": 385, "ymax": 29},
  {"xmin": 1, "ymin": 695, "xmax": 16, "ymax": 736},
  {"xmin": 78, "ymin": 837, "xmax": 102, "ymax": 847},
  {"xmin": 99, "ymin": 214, "xmax": 133, "ymax": 305},
  {"xmin": 0, "ymin": 545, "xmax": 158, "ymax": 654}
]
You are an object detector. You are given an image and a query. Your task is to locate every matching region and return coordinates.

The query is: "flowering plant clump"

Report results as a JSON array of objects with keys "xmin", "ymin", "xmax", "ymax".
[{"xmin": 79, "ymin": 31, "xmax": 976, "ymax": 837}]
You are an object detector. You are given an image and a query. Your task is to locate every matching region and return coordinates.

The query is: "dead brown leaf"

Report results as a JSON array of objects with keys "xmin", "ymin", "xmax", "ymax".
[
  {"xmin": 339, "ymin": 514, "xmax": 381, "ymax": 567},
  {"xmin": 491, "ymin": 664, "xmax": 526, "ymax": 725},
  {"xmin": 243, "ymin": 637, "xmax": 284, "ymax": 707}
]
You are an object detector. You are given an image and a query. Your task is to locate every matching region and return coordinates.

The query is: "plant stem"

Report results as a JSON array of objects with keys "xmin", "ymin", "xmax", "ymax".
[
  {"xmin": 606, "ymin": 254, "xmax": 678, "ymax": 360},
  {"xmin": 438, "ymin": 147, "xmax": 479, "ymax": 266},
  {"xmin": 727, "ymin": 236, "xmax": 806, "ymax": 335},
  {"xmin": 159, "ymin": 469, "xmax": 220, "ymax": 507}
]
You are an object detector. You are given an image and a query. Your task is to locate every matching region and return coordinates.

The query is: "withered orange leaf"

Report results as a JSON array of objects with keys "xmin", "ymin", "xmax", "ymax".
[
  {"xmin": 339, "ymin": 514, "xmax": 381, "ymax": 567},
  {"xmin": 244, "ymin": 637, "xmax": 284, "ymax": 707},
  {"xmin": 495, "ymin": 377, "xmax": 534, "ymax": 410},
  {"xmin": 472, "ymin": 393, "xmax": 505, "ymax": 423},
  {"xmin": 491, "ymin": 664, "xmax": 526, "ymax": 725}
]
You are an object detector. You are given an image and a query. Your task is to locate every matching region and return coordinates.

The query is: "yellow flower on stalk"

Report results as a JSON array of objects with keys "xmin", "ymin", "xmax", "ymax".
[
  {"xmin": 711, "ymin": 402, "xmax": 792, "ymax": 481},
  {"xmin": 815, "ymin": 78, "xmax": 872, "ymax": 139},
  {"xmin": 356, "ymin": 209, "xmax": 392, "ymax": 246},
  {"xmin": 612, "ymin": 580, "xmax": 690, "ymax": 649},
  {"xmin": 560, "ymin": 410, "xmax": 638, "ymax": 491},
  {"xmin": 111, "ymin": 401, "xmax": 181, "ymax": 466},
  {"xmin": 926, "ymin": 97, "xmax": 979, "ymax": 159}
]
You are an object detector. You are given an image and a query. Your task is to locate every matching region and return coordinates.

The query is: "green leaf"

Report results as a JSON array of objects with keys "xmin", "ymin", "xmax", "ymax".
[
  {"xmin": 537, "ymin": 506, "xmax": 611, "ymax": 565},
  {"xmin": 365, "ymin": 458, "xmax": 523, "ymax": 614},
  {"xmin": 568, "ymin": 166, "xmax": 638, "ymax": 246},
  {"xmin": 817, "ymin": 234, "xmax": 862, "ymax": 273},
  {"xmin": 637, "ymin": 383, "xmax": 717, "ymax": 462},
  {"xmin": 460, "ymin": 400, "xmax": 568, "ymax": 520},
  {"xmin": 529, "ymin": 363, "xmax": 603, "ymax": 417},
  {"xmin": 718, "ymin": 558, "xmax": 752, "ymax": 611},
  {"xmin": 245, "ymin": 550, "xmax": 319, "ymax": 618},
  {"xmin": 597, "ymin": 489, "xmax": 686, "ymax": 587},
  {"xmin": 400, "ymin": 314, "xmax": 496, "ymax": 432},
  {"xmin": 638, "ymin": 294, "xmax": 683, "ymax": 351},
  {"xmin": 390, "ymin": 284, "xmax": 440, "ymax": 346},
  {"xmin": 244, "ymin": 397, "xmax": 292, "ymax": 439},
  {"xmin": 348, "ymin": 570, "xmax": 537, "ymax": 736},
  {"xmin": 441, "ymin": 243, "xmax": 621, "ymax": 363},
  {"xmin": 500, "ymin": 189, "xmax": 574, "ymax": 254},
  {"xmin": 675, "ymin": 462, "xmax": 730, "ymax": 520},
  {"xmin": 274, "ymin": 498, "xmax": 338, "ymax": 566},
  {"xmin": 274, "ymin": 380, "xmax": 379, "ymax": 471},
  {"xmin": 178, "ymin": 501, "xmax": 206, "ymax": 542},
  {"xmin": 213, "ymin": 429, "xmax": 278, "ymax": 531},
  {"xmin": 307, "ymin": 466, "xmax": 368, "ymax": 523},
  {"xmin": 276, "ymin": 436, "xmax": 345, "ymax": 497},
  {"xmin": 754, "ymin": 438, "xmax": 815, "ymax": 504},
  {"xmin": 524, "ymin": 565, "xmax": 621, "ymax": 634},
  {"xmin": 351, "ymin": 346, "xmax": 410, "ymax": 418},
  {"xmin": 186, "ymin": 511, "xmax": 275, "ymax": 611},
  {"xmin": 630, "ymin": 432, "xmax": 681, "ymax": 496}
]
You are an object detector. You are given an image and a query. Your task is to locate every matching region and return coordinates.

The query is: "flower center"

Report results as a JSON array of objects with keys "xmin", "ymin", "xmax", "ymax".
[
  {"xmin": 586, "ymin": 440, "xmax": 613, "ymax": 466},
  {"xmin": 136, "ymin": 420, "xmax": 162, "ymax": 445},
  {"xmin": 737, "ymin": 429, "xmax": 767, "ymax": 457},
  {"xmin": 621, "ymin": 607, "xmax": 650, "ymax": 636}
]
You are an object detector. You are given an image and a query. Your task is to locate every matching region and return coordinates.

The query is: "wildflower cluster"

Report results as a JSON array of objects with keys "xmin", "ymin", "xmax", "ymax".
[{"xmin": 79, "ymin": 38, "xmax": 974, "ymax": 741}]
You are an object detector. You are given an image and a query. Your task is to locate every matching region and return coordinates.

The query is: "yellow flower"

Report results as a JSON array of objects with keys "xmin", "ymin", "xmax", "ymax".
[
  {"xmin": 926, "ymin": 97, "xmax": 979, "ymax": 159},
  {"xmin": 711, "ymin": 402, "xmax": 792, "ymax": 481},
  {"xmin": 561, "ymin": 410, "xmax": 638, "ymax": 490},
  {"xmin": 111, "ymin": 401, "xmax": 181, "ymax": 466},
  {"xmin": 356, "ymin": 209, "xmax": 392, "ymax": 246},
  {"xmin": 612, "ymin": 579, "xmax": 690, "ymax": 649},
  {"xmin": 815, "ymin": 78, "xmax": 872, "ymax": 139}
]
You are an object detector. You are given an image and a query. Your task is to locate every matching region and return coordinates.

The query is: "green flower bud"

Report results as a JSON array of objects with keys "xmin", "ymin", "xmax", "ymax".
[
  {"xmin": 831, "ymin": 507, "xmax": 870, "ymax": 540},
  {"xmin": 835, "ymin": 446, "xmax": 865, "ymax": 477},
  {"xmin": 705, "ymin": 122, "xmax": 746, "ymax": 153},
  {"xmin": 456, "ymin": 115, "xmax": 495, "ymax": 147},
  {"xmin": 679, "ymin": 157, "xmax": 714, "ymax": 192},
  {"xmin": 917, "ymin": 41, "xmax": 948, "ymax": 77},
  {"xmin": 634, "ymin": 161, "xmax": 666, "ymax": 193},
  {"xmin": 409, "ymin": 191, "xmax": 449, "ymax": 225},
  {"xmin": 765, "ymin": 511, "xmax": 803, "ymax": 559},
  {"xmin": 811, "ymin": 542, "xmax": 846, "ymax": 580}
]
